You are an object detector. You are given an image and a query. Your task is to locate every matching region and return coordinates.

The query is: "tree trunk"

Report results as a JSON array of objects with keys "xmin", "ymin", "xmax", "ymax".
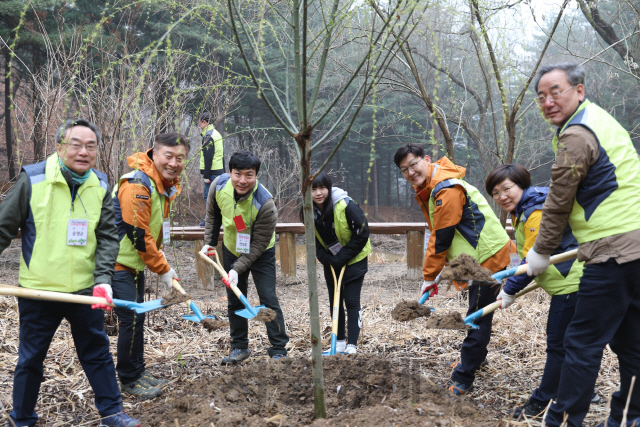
[
  {"xmin": 4, "ymin": 54, "xmax": 17, "ymax": 180},
  {"xmin": 32, "ymin": 80, "xmax": 45, "ymax": 162},
  {"xmin": 373, "ymin": 158, "xmax": 379, "ymax": 218}
]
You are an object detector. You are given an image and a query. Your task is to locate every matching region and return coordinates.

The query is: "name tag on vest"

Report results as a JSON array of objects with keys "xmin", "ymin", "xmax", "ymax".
[
  {"xmin": 163, "ymin": 220, "xmax": 171, "ymax": 246},
  {"xmin": 236, "ymin": 233, "xmax": 251, "ymax": 254},
  {"xmin": 328, "ymin": 242, "xmax": 343, "ymax": 255},
  {"xmin": 67, "ymin": 219, "xmax": 88, "ymax": 246}
]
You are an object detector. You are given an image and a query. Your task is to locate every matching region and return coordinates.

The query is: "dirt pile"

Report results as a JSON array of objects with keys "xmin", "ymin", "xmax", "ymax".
[
  {"xmin": 391, "ymin": 300, "xmax": 432, "ymax": 322},
  {"xmin": 255, "ymin": 307, "xmax": 277, "ymax": 322},
  {"xmin": 161, "ymin": 288, "xmax": 190, "ymax": 305},
  {"xmin": 426, "ymin": 312, "xmax": 466, "ymax": 329},
  {"xmin": 201, "ymin": 318, "xmax": 229, "ymax": 332},
  {"xmin": 136, "ymin": 354, "xmax": 495, "ymax": 427},
  {"xmin": 440, "ymin": 253, "xmax": 494, "ymax": 283}
]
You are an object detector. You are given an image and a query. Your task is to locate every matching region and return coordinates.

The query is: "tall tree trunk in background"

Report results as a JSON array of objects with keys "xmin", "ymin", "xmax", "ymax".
[
  {"xmin": 373, "ymin": 158, "xmax": 379, "ymax": 218},
  {"xmin": 32, "ymin": 80, "xmax": 45, "ymax": 162},
  {"xmin": 360, "ymin": 154, "xmax": 365, "ymax": 206},
  {"xmin": 4, "ymin": 53, "xmax": 17, "ymax": 180}
]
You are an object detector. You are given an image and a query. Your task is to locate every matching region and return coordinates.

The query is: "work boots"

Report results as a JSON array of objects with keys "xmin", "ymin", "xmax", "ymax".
[
  {"xmin": 120, "ymin": 377, "xmax": 162, "ymax": 399},
  {"xmin": 221, "ymin": 348, "xmax": 251, "ymax": 365}
]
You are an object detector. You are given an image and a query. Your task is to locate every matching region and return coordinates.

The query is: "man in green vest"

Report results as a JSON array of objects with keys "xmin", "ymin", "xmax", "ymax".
[
  {"xmin": 111, "ymin": 133, "xmax": 186, "ymax": 399},
  {"xmin": 198, "ymin": 112, "xmax": 224, "ymax": 226},
  {"xmin": 201, "ymin": 150, "xmax": 289, "ymax": 364},
  {"xmin": 394, "ymin": 143, "xmax": 513, "ymax": 395},
  {"xmin": 0, "ymin": 119, "xmax": 140, "ymax": 427},
  {"xmin": 528, "ymin": 63, "xmax": 640, "ymax": 427}
]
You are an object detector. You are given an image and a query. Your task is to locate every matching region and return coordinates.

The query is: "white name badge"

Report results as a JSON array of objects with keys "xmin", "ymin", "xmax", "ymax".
[
  {"xmin": 236, "ymin": 233, "xmax": 251, "ymax": 254},
  {"xmin": 67, "ymin": 219, "xmax": 88, "ymax": 246},
  {"xmin": 328, "ymin": 242, "xmax": 343, "ymax": 256},
  {"xmin": 163, "ymin": 220, "xmax": 171, "ymax": 245}
]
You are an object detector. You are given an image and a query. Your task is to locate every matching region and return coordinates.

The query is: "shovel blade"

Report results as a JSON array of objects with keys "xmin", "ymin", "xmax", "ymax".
[
  {"xmin": 234, "ymin": 305, "xmax": 267, "ymax": 319},
  {"xmin": 112, "ymin": 298, "xmax": 167, "ymax": 314}
]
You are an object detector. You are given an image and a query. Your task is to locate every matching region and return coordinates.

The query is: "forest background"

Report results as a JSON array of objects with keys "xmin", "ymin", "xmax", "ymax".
[{"xmin": 1, "ymin": 0, "xmax": 639, "ymax": 222}]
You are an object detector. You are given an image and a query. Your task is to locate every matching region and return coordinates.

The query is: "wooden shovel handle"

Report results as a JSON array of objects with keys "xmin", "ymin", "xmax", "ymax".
[
  {"xmin": 197, "ymin": 252, "xmax": 244, "ymax": 300},
  {"xmin": 0, "ymin": 285, "xmax": 115, "ymax": 307}
]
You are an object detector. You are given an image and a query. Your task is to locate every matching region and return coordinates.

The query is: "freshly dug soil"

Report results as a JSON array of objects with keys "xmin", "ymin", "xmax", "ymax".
[
  {"xmin": 136, "ymin": 354, "xmax": 496, "ymax": 426},
  {"xmin": 160, "ymin": 288, "xmax": 190, "ymax": 305},
  {"xmin": 201, "ymin": 318, "xmax": 229, "ymax": 332},
  {"xmin": 254, "ymin": 307, "xmax": 277, "ymax": 322},
  {"xmin": 426, "ymin": 312, "xmax": 467, "ymax": 329},
  {"xmin": 440, "ymin": 253, "xmax": 494, "ymax": 283},
  {"xmin": 391, "ymin": 300, "xmax": 432, "ymax": 322}
]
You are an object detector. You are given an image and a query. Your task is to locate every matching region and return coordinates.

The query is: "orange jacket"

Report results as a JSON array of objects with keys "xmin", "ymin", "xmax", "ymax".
[
  {"xmin": 114, "ymin": 149, "xmax": 181, "ymax": 274},
  {"xmin": 414, "ymin": 157, "xmax": 511, "ymax": 280}
]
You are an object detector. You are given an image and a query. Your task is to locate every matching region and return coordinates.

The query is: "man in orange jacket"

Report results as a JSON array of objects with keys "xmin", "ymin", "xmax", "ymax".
[{"xmin": 395, "ymin": 143, "xmax": 512, "ymax": 395}]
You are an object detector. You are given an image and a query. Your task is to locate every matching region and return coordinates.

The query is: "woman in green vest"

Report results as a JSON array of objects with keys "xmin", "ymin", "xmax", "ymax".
[
  {"xmin": 485, "ymin": 164, "xmax": 597, "ymax": 419},
  {"xmin": 306, "ymin": 172, "xmax": 372, "ymax": 354}
]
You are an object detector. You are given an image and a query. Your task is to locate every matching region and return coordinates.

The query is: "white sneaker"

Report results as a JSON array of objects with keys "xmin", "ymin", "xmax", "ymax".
[
  {"xmin": 345, "ymin": 344, "xmax": 357, "ymax": 355},
  {"xmin": 335, "ymin": 340, "xmax": 346, "ymax": 353}
]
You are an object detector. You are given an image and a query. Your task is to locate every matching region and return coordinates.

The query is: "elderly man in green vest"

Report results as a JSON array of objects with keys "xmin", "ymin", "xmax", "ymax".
[
  {"xmin": 0, "ymin": 119, "xmax": 140, "ymax": 427},
  {"xmin": 201, "ymin": 150, "xmax": 289, "ymax": 364},
  {"xmin": 527, "ymin": 63, "xmax": 640, "ymax": 427},
  {"xmin": 198, "ymin": 112, "xmax": 224, "ymax": 227}
]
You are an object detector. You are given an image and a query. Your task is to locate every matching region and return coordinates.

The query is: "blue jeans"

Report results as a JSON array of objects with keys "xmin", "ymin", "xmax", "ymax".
[
  {"xmin": 203, "ymin": 173, "xmax": 222, "ymax": 201},
  {"xmin": 545, "ymin": 258, "xmax": 640, "ymax": 427},
  {"xmin": 11, "ymin": 298, "xmax": 122, "ymax": 426},
  {"xmin": 530, "ymin": 291, "xmax": 578, "ymax": 406}
]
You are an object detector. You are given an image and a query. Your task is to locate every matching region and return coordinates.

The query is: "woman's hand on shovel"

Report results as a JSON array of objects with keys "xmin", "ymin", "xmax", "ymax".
[
  {"xmin": 92, "ymin": 284, "xmax": 113, "ymax": 310},
  {"xmin": 421, "ymin": 280, "xmax": 438, "ymax": 297}
]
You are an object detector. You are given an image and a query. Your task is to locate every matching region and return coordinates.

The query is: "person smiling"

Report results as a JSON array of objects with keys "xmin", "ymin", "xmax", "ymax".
[
  {"xmin": 111, "ymin": 133, "xmax": 188, "ymax": 399},
  {"xmin": 485, "ymin": 164, "xmax": 590, "ymax": 419},
  {"xmin": 394, "ymin": 143, "xmax": 513, "ymax": 395}
]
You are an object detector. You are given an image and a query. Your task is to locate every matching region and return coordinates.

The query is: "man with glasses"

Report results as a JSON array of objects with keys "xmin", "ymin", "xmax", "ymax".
[
  {"xmin": 0, "ymin": 119, "xmax": 140, "ymax": 426},
  {"xmin": 528, "ymin": 63, "xmax": 640, "ymax": 427},
  {"xmin": 394, "ymin": 143, "xmax": 513, "ymax": 395}
]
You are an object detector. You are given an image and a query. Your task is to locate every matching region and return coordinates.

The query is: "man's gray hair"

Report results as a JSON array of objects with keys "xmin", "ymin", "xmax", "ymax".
[
  {"xmin": 56, "ymin": 118, "xmax": 102, "ymax": 145},
  {"xmin": 534, "ymin": 63, "xmax": 586, "ymax": 93}
]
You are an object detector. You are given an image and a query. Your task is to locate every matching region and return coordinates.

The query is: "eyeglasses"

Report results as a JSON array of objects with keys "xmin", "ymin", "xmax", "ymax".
[
  {"xmin": 400, "ymin": 158, "xmax": 423, "ymax": 175},
  {"xmin": 492, "ymin": 185, "xmax": 515, "ymax": 199},
  {"xmin": 536, "ymin": 85, "xmax": 576, "ymax": 105},
  {"xmin": 62, "ymin": 142, "xmax": 98, "ymax": 152}
]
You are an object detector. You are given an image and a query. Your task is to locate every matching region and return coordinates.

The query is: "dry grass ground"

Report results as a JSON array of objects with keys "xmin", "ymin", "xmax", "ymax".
[{"xmin": 0, "ymin": 239, "xmax": 620, "ymax": 426}]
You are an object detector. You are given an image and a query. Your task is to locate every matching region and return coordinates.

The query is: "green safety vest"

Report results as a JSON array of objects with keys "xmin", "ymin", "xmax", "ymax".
[
  {"xmin": 552, "ymin": 100, "xmax": 640, "ymax": 243},
  {"xmin": 514, "ymin": 206, "xmax": 582, "ymax": 296},
  {"xmin": 215, "ymin": 174, "xmax": 276, "ymax": 257},
  {"xmin": 428, "ymin": 179, "xmax": 509, "ymax": 264},
  {"xmin": 112, "ymin": 170, "xmax": 176, "ymax": 271},
  {"xmin": 315, "ymin": 198, "xmax": 372, "ymax": 265},
  {"xmin": 19, "ymin": 153, "xmax": 109, "ymax": 292},
  {"xmin": 200, "ymin": 124, "xmax": 224, "ymax": 171}
]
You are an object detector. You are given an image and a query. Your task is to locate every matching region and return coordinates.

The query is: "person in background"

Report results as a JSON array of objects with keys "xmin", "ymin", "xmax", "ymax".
[
  {"xmin": 198, "ymin": 112, "xmax": 224, "ymax": 227},
  {"xmin": 0, "ymin": 119, "xmax": 140, "ymax": 427},
  {"xmin": 306, "ymin": 172, "xmax": 371, "ymax": 354},
  {"xmin": 394, "ymin": 143, "xmax": 513, "ymax": 395},
  {"xmin": 111, "ymin": 133, "xmax": 187, "ymax": 399},
  {"xmin": 485, "ymin": 164, "xmax": 602, "ymax": 419},
  {"xmin": 201, "ymin": 150, "xmax": 289, "ymax": 364},
  {"xmin": 528, "ymin": 63, "xmax": 640, "ymax": 427}
]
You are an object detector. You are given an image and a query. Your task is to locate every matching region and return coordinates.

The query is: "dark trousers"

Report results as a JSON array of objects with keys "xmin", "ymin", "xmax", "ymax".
[
  {"xmin": 10, "ymin": 298, "xmax": 122, "ymax": 427},
  {"xmin": 112, "ymin": 270, "xmax": 146, "ymax": 384},
  {"xmin": 546, "ymin": 258, "xmax": 640, "ymax": 427},
  {"xmin": 203, "ymin": 172, "xmax": 223, "ymax": 200},
  {"xmin": 451, "ymin": 282, "xmax": 498, "ymax": 386},
  {"xmin": 324, "ymin": 258, "xmax": 367, "ymax": 345},
  {"xmin": 223, "ymin": 246, "xmax": 289, "ymax": 356},
  {"xmin": 530, "ymin": 291, "xmax": 578, "ymax": 406}
]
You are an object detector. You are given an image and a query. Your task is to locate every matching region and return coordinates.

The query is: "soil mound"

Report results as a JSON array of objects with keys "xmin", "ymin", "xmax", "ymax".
[
  {"xmin": 161, "ymin": 288, "xmax": 190, "ymax": 305},
  {"xmin": 391, "ymin": 300, "xmax": 432, "ymax": 322},
  {"xmin": 426, "ymin": 312, "xmax": 466, "ymax": 329},
  {"xmin": 255, "ymin": 307, "xmax": 277, "ymax": 322},
  {"xmin": 201, "ymin": 318, "xmax": 229, "ymax": 332},
  {"xmin": 136, "ymin": 354, "xmax": 494, "ymax": 426},
  {"xmin": 440, "ymin": 253, "xmax": 494, "ymax": 283}
]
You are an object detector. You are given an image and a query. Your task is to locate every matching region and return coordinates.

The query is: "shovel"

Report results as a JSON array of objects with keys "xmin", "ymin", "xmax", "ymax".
[
  {"xmin": 170, "ymin": 279, "xmax": 218, "ymax": 323},
  {"xmin": 322, "ymin": 265, "xmax": 347, "ymax": 356},
  {"xmin": 462, "ymin": 248, "xmax": 579, "ymax": 329},
  {"xmin": 418, "ymin": 272, "xmax": 441, "ymax": 310},
  {"xmin": 197, "ymin": 251, "xmax": 267, "ymax": 319},
  {"xmin": 0, "ymin": 285, "xmax": 167, "ymax": 314}
]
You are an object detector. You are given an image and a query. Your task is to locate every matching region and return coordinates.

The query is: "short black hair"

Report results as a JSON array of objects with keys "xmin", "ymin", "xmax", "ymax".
[
  {"xmin": 394, "ymin": 143, "xmax": 425, "ymax": 167},
  {"xmin": 229, "ymin": 150, "xmax": 261, "ymax": 174},
  {"xmin": 534, "ymin": 63, "xmax": 586, "ymax": 93},
  {"xmin": 154, "ymin": 133, "xmax": 191, "ymax": 154},
  {"xmin": 199, "ymin": 112, "xmax": 211, "ymax": 123},
  {"xmin": 56, "ymin": 118, "xmax": 101, "ymax": 145},
  {"xmin": 485, "ymin": 164, "xmax": 531, "ymax": 195}
]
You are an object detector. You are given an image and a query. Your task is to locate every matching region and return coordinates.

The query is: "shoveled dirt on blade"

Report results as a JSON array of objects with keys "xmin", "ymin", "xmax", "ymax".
[
  {"xmin": 160, "ymin": 287, "xmax": 190, "ymax": 305},
  {"xmin": 201, "ymin": 318, "xmax": 229, "ymax": 332},
  {"xmin": 254, "ymin": 307, "xmax": 277, "ymax": 322},
  {"xmin": 426, "ymin": 312, "xmax": 466, "ymax": 329},
  {"xmin": 136, "ymin": 354, "xmax": 496, "ymax": 427},
  {"xmin": 440, "ymin": 253, "xmax": 494, "ymax": 283},
  {"xmin": 391, "ymin": 300, "xmax": 432, "ymax": 322}
]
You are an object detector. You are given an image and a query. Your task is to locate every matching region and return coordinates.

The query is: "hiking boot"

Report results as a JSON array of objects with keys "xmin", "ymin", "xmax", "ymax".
[
  {"xmin": 199, "ymin": 221, "xmax": 205, "ymax": 227},
  {"xmin": 221, "ymin": 348, "xmax": 251, "ymax": 365},
  {"xmin": 100, "ymin": 412, "xmax": 141, "ymax": 427},
  {"xmin": 141, "ymin": 371, "xmax": 168, "ymax": 387},
  {"xmin": 344, "ymin": 344, "xmax": 357, "ymax": 355},
  {"xmin": 595, "ymin": 416, "xmax": 640, "ymax": 427},
  {"xmin": 592, "ymin": 389, "xmax": 601, "ymax": 404},
  {"xmin": 450, "ymin": 358, "xmax": 488, "ymax": 372},
  {"xmin": 120, "ymin": 377, "xmax": 161, "ymax": 400},
  {"xmin": 335, "ymin": 340, "xmax": 346, "ymax": 353},
  {"xmin": 272, "ymin": 353, "xmax": 287, "ymax": 360},
  {"xmin": 510, "ymin": 401, "xmax": 547, "ymax": 419},
  {"xmin": 445, "ymin": 380, "xmax": 473, "ymax": 395}
]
